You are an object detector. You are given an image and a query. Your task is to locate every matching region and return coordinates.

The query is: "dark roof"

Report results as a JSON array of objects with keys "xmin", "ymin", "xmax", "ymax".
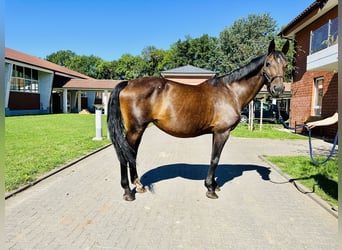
[
  {"xmin": 279, "ymin": 0, "xmax": 330, "ymax": 36},
  {"xmin": 161, "ymin": 65, "xmax": 215, "ymax": 75},
  {"xmin": 5, "ymin": 48, "xmax": 91, "ymax": 79},
  {"xmin": 63, "ymin": 79, "xmax": 124, "ymax": 90}
]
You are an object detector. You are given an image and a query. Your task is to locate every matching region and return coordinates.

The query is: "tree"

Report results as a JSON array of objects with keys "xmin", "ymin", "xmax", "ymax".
[
  {"xmin": 46, "ymin": 51, "xmax": 103, "ymax": 78},
  {"xmin": 188, "ymin": 35, "xmax": 216, "ymax": 69},
  {"xmin": 67, "ymin": 55, "xmax": 103, "ymax": 78},
  {"xmin": 163, "ymin": 34, "xmax": 218, "ymax": 71},
  {"xmin": 115, "ymin": 54, "xmax": 145, "ymax": 79},
  {"xmin": 96, "ymin": 60, "xmax": 117, "ymax": 79},
  {"xmin": 218, "ymin": 13, "xmax": 277, "ymax": 73},
  {"xmin": 165, "ymin": 37, "xmax": 192, "ymax": 68},
  {"xmin": 45, "ymin": 50, "xmax": 77, "ymax": 68},
  {"xmin": 141, "ymin": 46, "xmax": 166, "ymax": 76}
]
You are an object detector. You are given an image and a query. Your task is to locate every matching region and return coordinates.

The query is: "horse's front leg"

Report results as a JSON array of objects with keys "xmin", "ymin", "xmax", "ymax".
[
  {"xmin": 205, "ymin": 131, "xmax": 230, "ymax": 199},
  {"xmin": 129, "ymin": 163, "xmax": 146, "ymax": 193}
]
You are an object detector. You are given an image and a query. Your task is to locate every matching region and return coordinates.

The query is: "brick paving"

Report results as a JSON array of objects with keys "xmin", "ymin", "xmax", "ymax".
[{"xmin": 5, "ymin": 126, "xmax": 338, "ymax": 249}]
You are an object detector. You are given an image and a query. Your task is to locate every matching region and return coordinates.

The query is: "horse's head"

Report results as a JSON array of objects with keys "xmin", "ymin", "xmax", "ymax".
[{"xmin": 262, "ymin": 39, "xmax": 289, "ymax": 97}]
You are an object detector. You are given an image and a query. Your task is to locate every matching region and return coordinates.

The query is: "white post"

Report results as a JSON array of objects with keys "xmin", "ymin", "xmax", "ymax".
[
  {"xmin": 93, "ymin": 105, "xmax": 103, "ymax": 140},
  {"xmin": 260, "ymin": 100, "xmax": 264, "ymax": 131},
  {"xmin": 248, "ymin": 100, "xmax": 254, "ymax": 131},
  {"xmin": 103, "ymin": 90, "xmax": 108, "ymax": 116}
]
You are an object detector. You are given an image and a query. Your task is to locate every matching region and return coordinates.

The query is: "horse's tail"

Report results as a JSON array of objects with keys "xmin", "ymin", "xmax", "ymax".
[{"xmin": 107, "ymin": 81, "xmax": 136, "ymax": 166}]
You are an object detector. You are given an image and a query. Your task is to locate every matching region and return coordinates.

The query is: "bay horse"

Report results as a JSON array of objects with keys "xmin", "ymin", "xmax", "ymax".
[{"xmin": 108, "ymin": 39, "xmax": 289, "ymax": 201}]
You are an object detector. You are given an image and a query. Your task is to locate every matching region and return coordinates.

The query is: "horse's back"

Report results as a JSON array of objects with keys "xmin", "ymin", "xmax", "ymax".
[{"xmin": 121, "ymin": 76, "xmax": 165, "ymax": 98}]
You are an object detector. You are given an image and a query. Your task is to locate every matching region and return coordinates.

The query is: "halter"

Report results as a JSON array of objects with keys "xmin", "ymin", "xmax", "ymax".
[{"xmin": 262, "ymin": 71, "xmax": 284, "ymax": 84}]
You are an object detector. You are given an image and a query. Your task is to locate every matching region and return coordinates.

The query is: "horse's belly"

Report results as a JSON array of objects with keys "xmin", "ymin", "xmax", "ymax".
[{"xmin": 153, "ymin": 115, "xmax": 212, "ymax": 138}]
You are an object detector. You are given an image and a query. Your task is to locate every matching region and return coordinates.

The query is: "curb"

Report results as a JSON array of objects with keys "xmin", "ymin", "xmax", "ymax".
[
  {"xmin": 259, "ymin": 155, "xmax": 338, "ymax": 219},
  {"xmin": 5, "ymin": 143, "xmax": 112, "ymax": 200}
]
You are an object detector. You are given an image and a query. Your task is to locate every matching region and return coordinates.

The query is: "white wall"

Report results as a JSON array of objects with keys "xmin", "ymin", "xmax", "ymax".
[
  {"xmin": 4, "ymin": 63, "xmax": 12, "ymax": 109},
  {"xmin": 38, "ymin": 71, "xmax": 54, "ymax": 111}
]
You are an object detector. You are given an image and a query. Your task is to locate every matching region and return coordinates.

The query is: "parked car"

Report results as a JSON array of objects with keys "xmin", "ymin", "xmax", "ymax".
[{"xmin": 240, "ymin": 102, "xmax": 289, "ymax": 123}]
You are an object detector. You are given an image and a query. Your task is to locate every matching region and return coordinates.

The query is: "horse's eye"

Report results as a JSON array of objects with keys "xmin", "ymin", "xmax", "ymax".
[{"xmin": 266, "ymin": 62, "xmax": 271, "ymax": 67}]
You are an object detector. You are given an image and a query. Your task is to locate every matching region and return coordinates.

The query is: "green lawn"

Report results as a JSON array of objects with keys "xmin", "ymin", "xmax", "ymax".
[
  {"xmin": 231, "ymin": 123, "xmax": 305, "ymax": 139},
  {"xmin": 266, "ymin": 156, "xmax": 338, "ymax": 206},
  {"xmin": 5, "ymin": 114, "xmax": 110, "ymax": 191}
]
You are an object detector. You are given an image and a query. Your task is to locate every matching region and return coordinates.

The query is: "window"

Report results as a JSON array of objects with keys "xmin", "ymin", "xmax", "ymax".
[
  {"xmin": 310, "ymin": 17, "xmax": 338, "ymax": 54},
  {"xmin": 313, "ymin": 77, "xmax": 323, "ymax": 116},
  {"xmin": 10, "ymin": 65, "xmax": 39, "ymax": 93}
]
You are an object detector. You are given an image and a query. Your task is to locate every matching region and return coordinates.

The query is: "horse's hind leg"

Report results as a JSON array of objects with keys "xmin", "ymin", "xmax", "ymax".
[
  {"xmin": 126, "ymin": 127, "xmax": 147, "ymax": 194},
  {"xmin": 120, "ymin": 161, "xmax": 135, "ymax": 201}
]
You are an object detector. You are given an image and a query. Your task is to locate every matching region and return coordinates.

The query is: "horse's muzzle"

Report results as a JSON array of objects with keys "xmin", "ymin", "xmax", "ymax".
[{"xmin": 269, "ymin": 84, "xmax": 285, "ymax": 97}]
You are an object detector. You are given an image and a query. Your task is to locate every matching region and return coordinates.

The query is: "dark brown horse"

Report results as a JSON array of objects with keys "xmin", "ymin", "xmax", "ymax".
[{"xmin": 108, "ymin": 39, "xmax": 289, "ymax": 201}]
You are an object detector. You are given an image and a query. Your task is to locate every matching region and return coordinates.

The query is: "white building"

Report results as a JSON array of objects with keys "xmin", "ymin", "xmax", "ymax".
[{"xmin": 5, "ymin": 48, "xmax": 90, "ymax": 116}]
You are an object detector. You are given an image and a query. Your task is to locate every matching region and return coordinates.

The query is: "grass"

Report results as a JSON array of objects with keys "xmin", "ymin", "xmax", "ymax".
[
  {"xmin": 5, "ymin": 114, "xmax": 110, "ymax": 192},
  {"xmin": 266, "ymin": 156, "xmax": 338, "ymax": 207},
  {"xmin": 232, "ymin": 122, "xmax": 305, "ymax": 139}
]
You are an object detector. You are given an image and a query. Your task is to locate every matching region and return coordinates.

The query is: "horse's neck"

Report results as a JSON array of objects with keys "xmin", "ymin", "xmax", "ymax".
[{"xmin": 229, "ymin": 74, "xmax": 265, "ymax": 109}]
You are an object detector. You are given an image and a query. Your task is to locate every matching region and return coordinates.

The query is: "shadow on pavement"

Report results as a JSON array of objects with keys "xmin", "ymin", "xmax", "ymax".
[{"xmin": 140, "ymin": 163, "xmax": 271, "ymax": 192}]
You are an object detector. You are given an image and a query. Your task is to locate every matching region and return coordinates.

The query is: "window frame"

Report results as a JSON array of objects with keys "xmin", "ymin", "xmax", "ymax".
[
  {"xmin": 10, "ymin": 65, "xmax": 39, "ymax": 93},
  {"xmin": 312, "ymin": 77, "xmax": 324, "ymax": 117}
]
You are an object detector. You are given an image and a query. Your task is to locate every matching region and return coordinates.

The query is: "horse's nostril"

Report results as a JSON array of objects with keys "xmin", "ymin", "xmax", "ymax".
[{"xmin": 273, "ymin": 85, "xmax": 284, "ymax": 93}]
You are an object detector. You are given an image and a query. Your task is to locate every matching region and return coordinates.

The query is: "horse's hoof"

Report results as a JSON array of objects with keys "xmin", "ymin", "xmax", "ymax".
[
  {"xmin": 123, "ymin": 193, "xmax": 135, "ymax": 201},
  {"xmin": 134, "ymin": 179, "xmax": 146, "ymax": 193},
  {"xmin": 136, "ymin": 186, "xmax": 147, "ymax": 193},
  {"xmin": 206, "ymin": 191, "xmax": 219, "ymax": 199},
  {"xmin": 216, "ymin": 186, "xmax": 221, "ymax": 192}
]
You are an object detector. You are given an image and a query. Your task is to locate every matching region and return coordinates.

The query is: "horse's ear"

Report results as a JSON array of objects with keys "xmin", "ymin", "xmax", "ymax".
[
  {"xmin": 268, "ymin": 39, "xmax": 275, "ymax": 54},
  {"xmin": 282, "ymin": 40, "xmax": 290, "ymax": 55}
]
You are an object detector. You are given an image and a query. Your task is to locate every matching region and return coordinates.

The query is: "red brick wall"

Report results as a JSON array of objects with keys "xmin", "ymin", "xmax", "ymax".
[
  {"xmin": 8, "ymin": 91, "xmax": 40, "ymax": 110},
  {"xmin": 290, "ymin": 7, "xmax": 338, "ymax": 138}
]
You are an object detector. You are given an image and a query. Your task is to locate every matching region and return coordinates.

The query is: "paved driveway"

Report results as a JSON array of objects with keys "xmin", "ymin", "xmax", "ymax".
[{"xmin": 6, "ymin": 126, "xmax": 338, "ymax": 249}]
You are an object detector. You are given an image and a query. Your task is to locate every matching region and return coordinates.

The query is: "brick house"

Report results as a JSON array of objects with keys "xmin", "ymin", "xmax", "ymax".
[{"xmin": 279, "ymin": 0, "xmax": 338, "ymax": 138}]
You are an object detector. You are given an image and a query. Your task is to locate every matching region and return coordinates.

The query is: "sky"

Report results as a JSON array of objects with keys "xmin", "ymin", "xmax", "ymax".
[{"xmin": 5, "ymin": 0, "xmax": 314, "ymax": 61}]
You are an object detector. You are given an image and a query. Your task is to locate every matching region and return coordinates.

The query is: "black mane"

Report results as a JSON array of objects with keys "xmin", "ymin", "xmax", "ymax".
[{"xmin": 208, "ymin": 54, "xmax": 267, "ymax": 85}]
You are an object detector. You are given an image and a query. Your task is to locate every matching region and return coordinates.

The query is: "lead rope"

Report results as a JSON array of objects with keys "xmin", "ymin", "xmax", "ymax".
[
  {"xmin": 279, "ymin": 119, "xmax": 338, "ymax": 165},
  {"xmin": 308, "ymin": 128, "xmax": 338, "ymax": 165}
]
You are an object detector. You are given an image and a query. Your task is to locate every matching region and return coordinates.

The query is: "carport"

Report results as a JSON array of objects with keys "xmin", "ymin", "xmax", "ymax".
[{"xmin": 62, "ymin": 79, "xmax": 124, "ymax": 115}]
